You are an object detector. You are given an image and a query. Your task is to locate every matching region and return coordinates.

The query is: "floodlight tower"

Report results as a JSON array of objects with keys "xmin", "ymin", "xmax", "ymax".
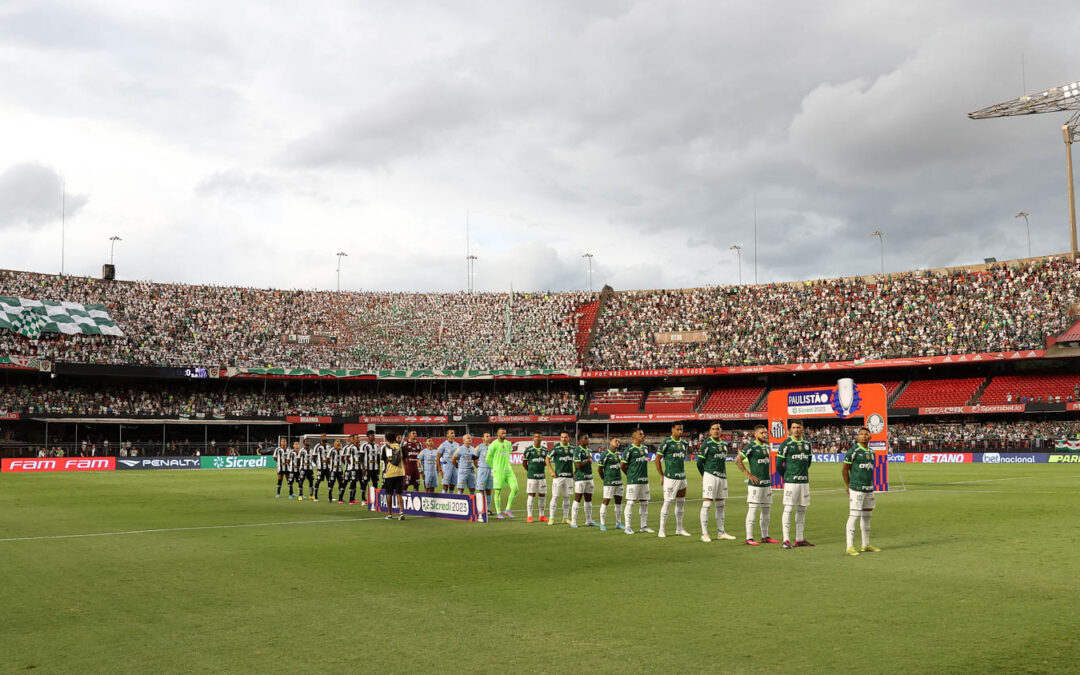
[{"xmin": 969, "ymin": 80, "xmax": 1080, "ymax": 261}]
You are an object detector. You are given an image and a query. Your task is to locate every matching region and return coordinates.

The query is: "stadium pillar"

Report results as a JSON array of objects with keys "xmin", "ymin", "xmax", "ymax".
[
  {"xmin": 163, "ymin": 424, "xmax": 166, "ymax": 455},
  {"xmin": 45, "ymin": 419, "xmax": 48, "ymax": 449},
  {"xmin": 74, "ymin": 423, "xmax": 78, "ymax": 453}
]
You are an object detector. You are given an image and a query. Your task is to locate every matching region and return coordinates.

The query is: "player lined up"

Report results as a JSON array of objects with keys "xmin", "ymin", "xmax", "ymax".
[
  {"xmin": 271, "ymin": 421, "xmax": 880, "ymax": 554},
  {"xmin": 273, "ymin": 432, "xmax": 382, "ymax": 504}
]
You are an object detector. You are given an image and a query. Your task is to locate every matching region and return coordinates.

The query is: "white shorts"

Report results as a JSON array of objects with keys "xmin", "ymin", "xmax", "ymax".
[
  {"xmin": 526, "ymin": 478, "xmax": 547, "ymax": 494},
  {"xmin": 702, "ymin": 474, "xmax": 728, "ymax": 501},
  {"xmin": 551, "ymin": 477, "xmax": 574, "ymax": 498},
  {"xmin": 849, "ymin": 489, "xmax": 875, "ymax": 512},
  {"xmin": 602, "ymin": 485, "xmax": 624, "ymax": 500},
  {"xmin": 662, "ymin": 477, "xmax": 688, "ymax": 500},
  {"xmin": 625, "ymin": 484, "xmax": 651, "ymax": 502},
  {"xmin": 747, "ymin": 485, "xmax": 773, "ymax": 505},
  {"xmin": 573, "ymin": 479, "xmax": 594, "ymax": 495},
  {"xmin": 783, "ymin": 483, "xmax": 810, "ymax": 507}
]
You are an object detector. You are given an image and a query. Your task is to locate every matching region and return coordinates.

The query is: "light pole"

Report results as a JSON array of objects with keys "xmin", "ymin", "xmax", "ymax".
[
  {"xmin": 582, "ymin": 253, "xmax": 594, "ymax": 292},
  {"xmin": 1015, "ymin": 212, "xmax": 1031, "ymax": 258},
  {"xmin": 871, "ymin": 230, "xmax": 885, "ymax": 275},
  {"xmin": 335, "ymin": 252, "xmax": 347, "ymax": 292},
  {"xmin": 109, "ymin": 236, "xmax": 122, "ymax": 265},
  {"xmin": 466, "ymin": 254, "xmax": 478, "ymax": 292},
  {"xmin": 730, "ymin": 245, "xmax": 742, "ymax": 285},
  {"xmin": 969, "ymin": 80, "xmax": 1080, "ymax": 261}
]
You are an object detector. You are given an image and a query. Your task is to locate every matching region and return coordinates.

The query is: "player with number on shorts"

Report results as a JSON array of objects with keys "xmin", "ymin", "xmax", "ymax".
[
  {"xmin": 697, "ymin": 423, "xmax": 736, "ymax": 542},
  {"xmin": 736, "ymin": 424, "xmax": 778, "ymax": 546},
  {"xmin": 570, "ymin": 432, "xmax": 597, "ymax": 529},
  {"xmin": 843, "ymin": 427, "xmax": 881, "ymax": 557},
  {"xmin": 655, "ymin": 422, "xmax": 691, "ymax": 538},
  {"xmin": 777, "ymin": 421, "xmax": 814, "ymax": 549},
  {"xmin": 522, "ymin": 432, "xmax": 548, "ymax": 523},
  {"xmin": 597, "ymin": 437, "xmax": 624, "ymax": 532},
  {"xmin": 546, "ymin": 432, "xmax": 575, "ymax": 525},
  {"xmin": 621, "ymin": 429, "xmax": 653, "ymax": 535}
]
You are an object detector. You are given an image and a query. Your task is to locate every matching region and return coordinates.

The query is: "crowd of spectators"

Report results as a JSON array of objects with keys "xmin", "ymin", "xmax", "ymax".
[
  {"xmin": 4, "ymin": 257, "xmax": 1079, "ymax": 372},
  {"xmin": 0, "ymin": 269, "xmax": 587, "ymax": 370},
  {"xmin": 0, "ymin": 383, "xmax": 583, "ymax": 418},
  {"xmin": 587, "ymin": 257, "xmax": 1080, "ymax": 369}
]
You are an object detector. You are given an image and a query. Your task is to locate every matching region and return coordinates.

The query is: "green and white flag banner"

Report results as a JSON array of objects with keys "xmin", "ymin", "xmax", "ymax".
[{"xmin": 0, "ymin": 297, "xmax": 125, "ymax": 338}]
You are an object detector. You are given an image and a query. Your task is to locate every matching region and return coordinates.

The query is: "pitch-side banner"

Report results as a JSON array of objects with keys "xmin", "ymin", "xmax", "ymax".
[
  {"xmin": 116, "ymin": 457, "xmax": 201, "ymax": 470},
  {"xmin": 366, "ymin": 488, "xmax": 487, "ymax": 522},
  {"xmin": 199, "ymin": 455, "xmax": 276, "ymax": 469},
  {"xmin": 2, "ymin": 457, "xmax": 116, "ymax": 472}
]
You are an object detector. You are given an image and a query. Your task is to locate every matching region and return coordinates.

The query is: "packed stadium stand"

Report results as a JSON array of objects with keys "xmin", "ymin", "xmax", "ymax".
[
  {"xmin": 588, "ymin": 389, "xmax": 644, "ymax": 414},
  {"xmin": 892, "ymin": 377, "xmax": 985, "ymax": 408},
  {"xmin": 643, "ymin": 388, "xmax": 701, "ymax": 413},
  {"xmin": 698, "ymin": 386, "xmax": 767, "ymax": 413},
  {"xmin": 1, "ymin": 256, "xmax": 1078, "ymax": 372},
  {"xmin": 978, "ymin": 374, "xmax": 1080, "ymax": 404}
]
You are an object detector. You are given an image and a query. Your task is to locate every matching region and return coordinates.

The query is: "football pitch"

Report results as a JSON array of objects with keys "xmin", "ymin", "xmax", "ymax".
[{"xmin": 2, "ymin": 464, "xmax": 1078, "ymax": 673}]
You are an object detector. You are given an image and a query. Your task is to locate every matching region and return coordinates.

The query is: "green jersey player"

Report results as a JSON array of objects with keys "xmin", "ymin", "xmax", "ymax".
[
  {"xmin": 655, "ymin": 423, "xmax": 692, "ymax": 538},
  {"xmin": 546, "ymin": 432, "xmax": 576, "ymax": 525},
  {"xmin": 736, "ymin": 424, "xmax": 779, "ymax": 546},
  {"xmin": 696, "ymin": 423, "xmax": 736, "ymax": 542},
  {"xmin": 620, "ymin": 429, "xmax": 654, "ymax": 535},
  {"xmin": 842, "ymin": 427, "xmax": 881, "ymax": 556},
  {"xmin": 522, "ymin": 432, "xmax": 548, "ymax": 523},
  {"xmin": 570, "ymin": 433, "xmax": 598, "ymax": 528},
  {"xmin": 777, "ymin": 421, "xmax": 814, "ymax": 549},
  {"xmin": 597, "ymin": 437, "xmax": 624, "ymax": 532}
]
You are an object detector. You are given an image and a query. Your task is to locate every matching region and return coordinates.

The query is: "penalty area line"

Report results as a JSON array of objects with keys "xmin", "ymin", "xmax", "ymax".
[{"xmin": 0, "ymin": 516, "xmax": 388, "ymax": 543}]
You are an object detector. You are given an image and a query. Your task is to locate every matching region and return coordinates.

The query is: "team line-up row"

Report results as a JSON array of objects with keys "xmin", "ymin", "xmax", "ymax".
[{"xmin": 272, "ymin": 423, "xmax": 881, "ymax": 556}]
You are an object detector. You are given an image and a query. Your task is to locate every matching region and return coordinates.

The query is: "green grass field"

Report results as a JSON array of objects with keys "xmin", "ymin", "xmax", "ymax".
[{"xmin": 2, "ymin": 463, "xmax": 1078, "ymax": 673}]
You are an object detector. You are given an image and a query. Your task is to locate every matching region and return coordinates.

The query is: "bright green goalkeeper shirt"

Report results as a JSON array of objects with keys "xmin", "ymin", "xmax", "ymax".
[{"xmin": 486, "ymin": 438, "xmax": 513, "ymax": 473}]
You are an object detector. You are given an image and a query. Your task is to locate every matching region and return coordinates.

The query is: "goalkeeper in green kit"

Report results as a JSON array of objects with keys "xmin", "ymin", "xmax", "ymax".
[{"xmin": 488, "ymin": 427, "xmax": 519, "ymax": 519}]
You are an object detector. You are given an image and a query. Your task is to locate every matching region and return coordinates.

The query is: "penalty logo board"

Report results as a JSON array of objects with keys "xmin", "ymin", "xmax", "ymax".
[{"xmin": 767, "ymin": 379, "xmax": 890, "ymax": 492}]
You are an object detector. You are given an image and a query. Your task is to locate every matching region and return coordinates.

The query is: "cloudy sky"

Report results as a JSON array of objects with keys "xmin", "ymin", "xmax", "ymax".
[{"xmin": 1, "ymin": 0, "xmax": 1078, "ymax": 293}]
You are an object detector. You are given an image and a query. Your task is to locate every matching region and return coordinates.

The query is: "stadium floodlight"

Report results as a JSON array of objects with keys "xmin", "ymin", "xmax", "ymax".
[
  {"xmin": 335, "ymin": 252, "xmax": 348, "ymax": 292},
  {"xmin": 582, "ymin": 253, "xmax": 594, "ymax": 292},
  {"xmin": 969, "ymin": 80, "xmax": 1080, "ymax": 260},
  {"xmin": 1015, "ymin": 212, "xmax": 1031, "ymax": 258},
  {"xmin": 730, "ymin": 245, "xmax": 743, "ymax": 284},
  {"xmin": 466, "ymin": 254, "xmax": 478, "ymax": 293},
  {"xmin": 109, "ymin": 236, "xmax": 122, "ymax": 265},
  {"xmin": 871, "ymin": 231, "xmax": 885, "ymax": 275}
]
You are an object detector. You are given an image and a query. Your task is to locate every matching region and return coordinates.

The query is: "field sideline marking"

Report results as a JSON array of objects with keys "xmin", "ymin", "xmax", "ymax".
[{"xmin": 0, "ymin": 516, "xmax": 387, "ymax": 543}]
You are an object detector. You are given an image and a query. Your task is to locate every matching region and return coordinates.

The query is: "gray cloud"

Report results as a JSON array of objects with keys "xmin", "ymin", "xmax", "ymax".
[
  {"xmin": 0, "ymin": 163, "xmax": 87, "ymax": 229},
  {"xmin": 0, "ymin": 1, "xmax": 1078, "ymax": 291}
]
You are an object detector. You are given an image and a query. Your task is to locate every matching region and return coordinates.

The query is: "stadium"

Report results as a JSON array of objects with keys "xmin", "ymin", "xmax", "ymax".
[{"xmin": 3, "ymin": 4, "xmax": 1080, "ymax": 674}]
